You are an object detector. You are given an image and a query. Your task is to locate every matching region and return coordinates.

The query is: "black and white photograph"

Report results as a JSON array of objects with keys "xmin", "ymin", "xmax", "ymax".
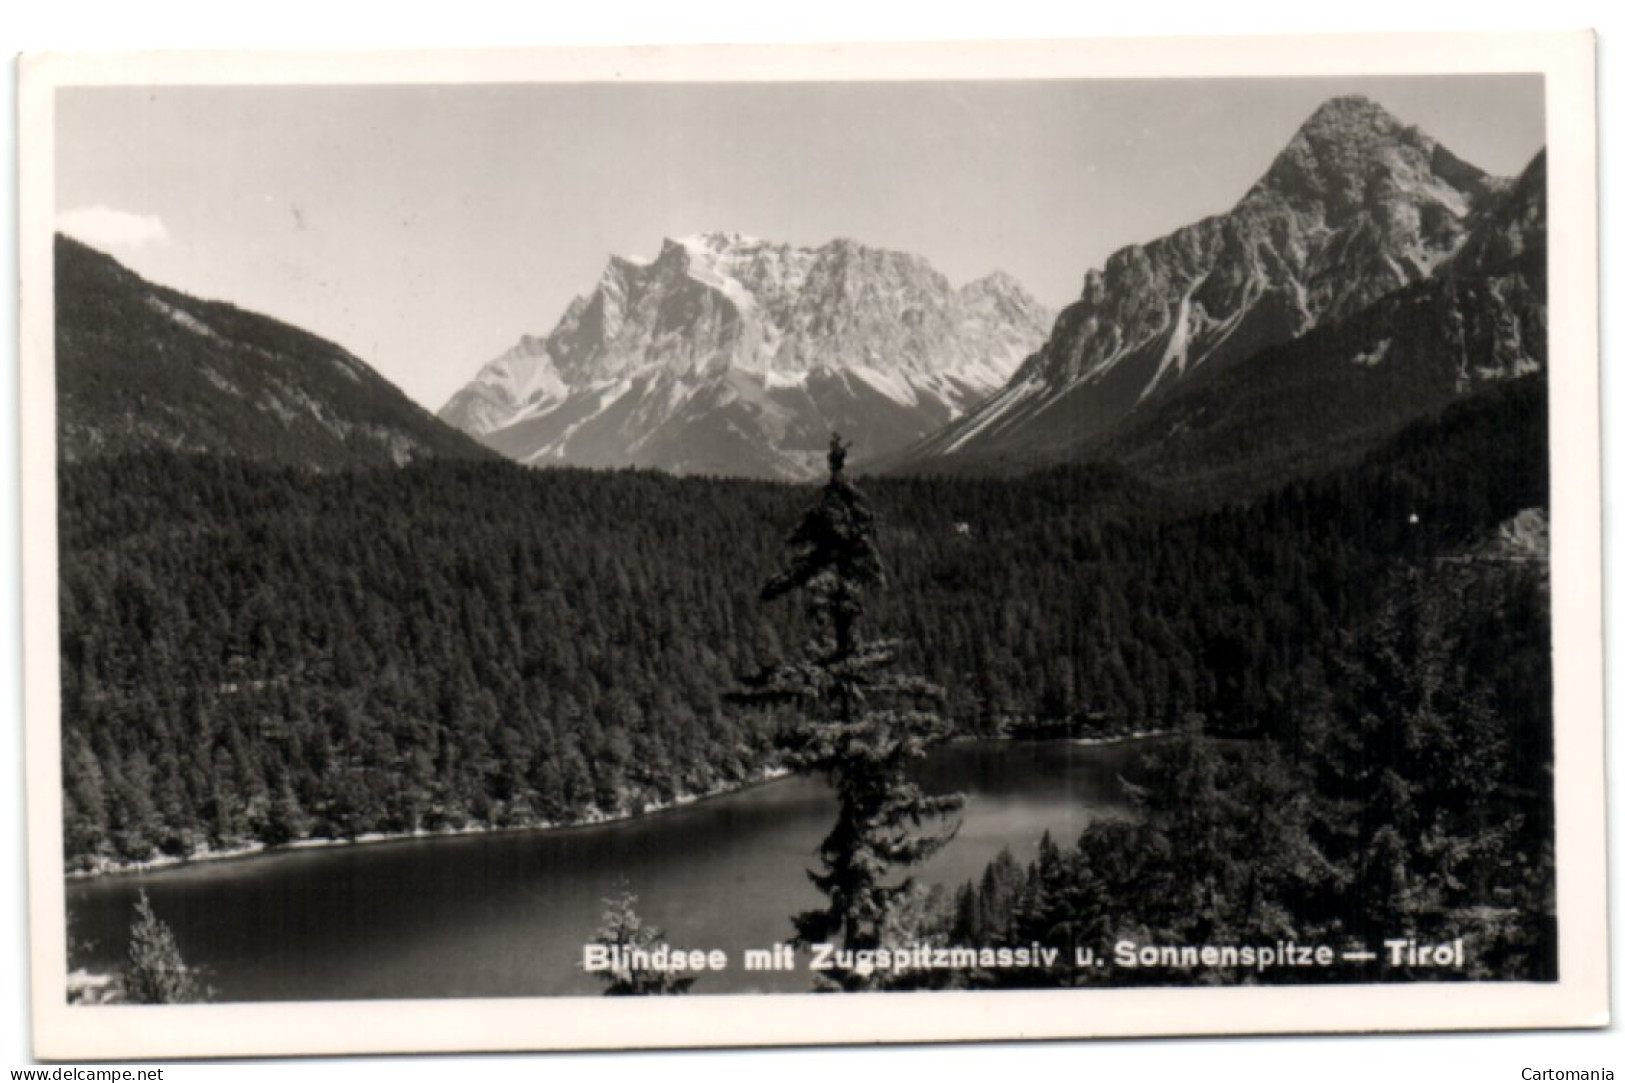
[{"xmin": 15, "ymin": 32, "xmax": 1605, "ymax": 1059}]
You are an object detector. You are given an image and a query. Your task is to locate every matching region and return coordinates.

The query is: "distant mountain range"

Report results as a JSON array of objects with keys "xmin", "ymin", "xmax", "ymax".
[
  {"xmin": 889, "ymin": 96, "xmax": 1546, "ymax": 492},
  {"xmin": 438, "ymin": 233, "xmax": 1052, "ymax": 480},
  {"xmin": 55, "ymin": 235, "xmax": 494, "ymax": 470},
  {"xmin": 54, "ymin": 94, "xmax": 1546, "ymax": 496}
]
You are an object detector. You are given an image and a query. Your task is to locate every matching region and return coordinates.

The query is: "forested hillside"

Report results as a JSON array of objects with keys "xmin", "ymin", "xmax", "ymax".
[
  {"xmin": 940, "ymin": 546, "xmax": 1554, "ymax": 984},
  {"xmin": 59, "ymin": 376, "xmax": 1547, "ymax": 870},
  {"xmin": 56, "ymin": 236, "xmax": 496, "ymax": 469}
]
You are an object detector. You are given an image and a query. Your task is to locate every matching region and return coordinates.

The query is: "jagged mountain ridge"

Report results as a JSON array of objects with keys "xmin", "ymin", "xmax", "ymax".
[
  {"xmin": 55, "ymin": 235, "xmax": 496, "ymax": 470},
  {"xmin": 439, "ymin": 233, "xmax": 1053, "ymax": 480},
  {"xmin": 899, "ymin": 96, "xmax": 1521, "ymax": 468},
  {"xmin": 1093, "ymin": 152, "xmax": 1546, "ymax": 500},
  {"xmin": 895, "ymin": 147, "xmax": 1547, "ymax": 502}
]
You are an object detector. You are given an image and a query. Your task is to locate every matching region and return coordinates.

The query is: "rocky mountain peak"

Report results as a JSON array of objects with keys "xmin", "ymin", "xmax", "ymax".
[
  {"xmin": 900, "ymin": 96, "xmax": 1520, "ymax": 469},
  {"xmin": 1299, "ymin": 94, "xmax": 1406, "ymax": 139},
  {"xmin": 962, "ymin": 268, "xmax": 1025, "ymax": 295},
  {"xmin": 1451, "ymin": 150, "xmax": 1546, "ymax": 273},
  {"xmin": 439, "ymin": 233, "xmax": 1053, "ymax": 479},
  {"xmin": 678, "ymin": 229, "xmax": 766, "ymax": 252},
  {"xmin": 1244, "ymin": 94, "xmax": 1484, "ymax": 223},
  {"xmin": 653, "ymin": 231, "xmax": 759, "ymax": 267}
]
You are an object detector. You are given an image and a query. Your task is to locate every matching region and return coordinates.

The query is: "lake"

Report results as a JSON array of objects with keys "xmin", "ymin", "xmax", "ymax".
[{"xmin": 65, "ymin": 738, "xmax": 1148, "ymax": 999}]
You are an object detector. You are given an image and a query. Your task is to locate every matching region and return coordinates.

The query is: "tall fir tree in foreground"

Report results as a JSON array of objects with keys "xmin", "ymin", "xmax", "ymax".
[
  {"xmin": 122, "ymin": 891, "xmax": 206, "ymax": 1004},
  {"xmin": 750, "ymin": 434, "xmax": 962, "ymax": 990}
]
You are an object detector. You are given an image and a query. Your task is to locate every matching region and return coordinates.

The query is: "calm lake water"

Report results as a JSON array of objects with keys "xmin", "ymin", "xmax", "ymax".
[{"xmin": 65, "ymin": 739, "xmax": 1147, "ymax": 1000}]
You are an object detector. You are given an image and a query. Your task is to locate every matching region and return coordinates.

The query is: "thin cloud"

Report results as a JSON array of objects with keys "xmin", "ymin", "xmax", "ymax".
[{"xmin": 57, "ymin": 204, "xmax": 170, "ymax": 250}]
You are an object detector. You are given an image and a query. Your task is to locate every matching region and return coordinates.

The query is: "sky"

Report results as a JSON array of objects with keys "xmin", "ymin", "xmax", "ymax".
[{"xmin": 55, "ymin": 75, "xmax": 1545, "ymax": 411}]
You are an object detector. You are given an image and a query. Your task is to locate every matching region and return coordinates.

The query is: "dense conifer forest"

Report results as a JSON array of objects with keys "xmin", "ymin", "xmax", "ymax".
[
  {"xmin": 60, "ymin": 364, "xmax": 1550, "ymax": 970},
  {"xmin": 936, "ymin": 543, "xmax": 1554, "ymax": 983}
]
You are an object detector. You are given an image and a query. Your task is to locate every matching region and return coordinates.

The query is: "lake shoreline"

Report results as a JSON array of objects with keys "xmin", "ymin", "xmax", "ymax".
[
  {"xmin": 65, "ymin": 731, "xmax": 1169, "ymax": 881},
  {"xmin": 962, "ymin": 728, "xmax": 1169, "ymax": 746},
  {"xmin": 66, "ymin": 764, "xmax": 795, "ymax": 881},
  {"xmin": 66, "ymin": 737, "xmax": 1153, "ymax": 999},
  {"xmin": 1072, "ymin": 728, "xmax": 1168, "ymax": 746}
]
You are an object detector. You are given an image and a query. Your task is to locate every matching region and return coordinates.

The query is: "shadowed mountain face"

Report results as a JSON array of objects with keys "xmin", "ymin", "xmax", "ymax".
[
  {"xmin": 438, "ymin": 233, "xmax": 1053, "ymax": 480},
  {"xmin": 55, "ymin": 235, "xmax": 496, "ymax": 470},
  {"xmin": 893, "ymin": 96, "xmax": 1541, "ymax": 486}
]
